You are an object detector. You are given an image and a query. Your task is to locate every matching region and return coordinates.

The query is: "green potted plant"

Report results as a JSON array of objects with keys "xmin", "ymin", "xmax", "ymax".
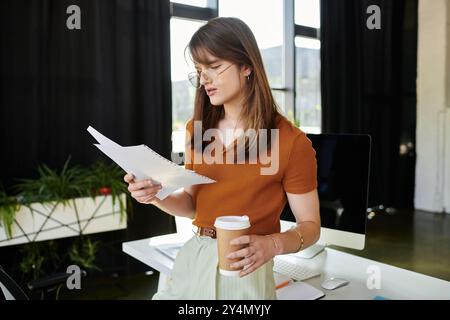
[
  {"xmin": 13, "ymin": 156, "xmax": 86, "ymax": 207},
  {"xmin": 0, "ymin": 185, "xmax": 20, "ymax": 239},
  {"xmin": 0, "ymin": 156, "xmax": 131, "ymax": 247},
  {"xmin": 81, "ymin": 160, "xmax": 132, "ymax": 223},
  {"xmin": 19, "ymin": 240, "xmax": 60, "ymax": 281},
  {"xmin": 68, "ymin": 236, "xmax": 101, "ymax": 272},
  {"xmin": 0, "ymin": 158, "xmax": 132, "ymax": 283}
]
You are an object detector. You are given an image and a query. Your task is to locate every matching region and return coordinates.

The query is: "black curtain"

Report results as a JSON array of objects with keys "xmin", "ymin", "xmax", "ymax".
[
  {"xmin": 0, "ymin": 0, "xmax": 175, "ymax": 278},
  {"xmin": 320, "ymin": 0, "xmax": 418, "ymax": 209}
]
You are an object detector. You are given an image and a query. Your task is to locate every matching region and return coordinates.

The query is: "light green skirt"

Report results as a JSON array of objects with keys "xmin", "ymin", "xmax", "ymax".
[{"xmin": 152, "ymin": 234, "xmax": 277, "ymax": 300}]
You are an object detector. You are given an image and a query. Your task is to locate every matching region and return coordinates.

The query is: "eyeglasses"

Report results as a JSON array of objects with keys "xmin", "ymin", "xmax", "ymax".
[{"xmin": 188, "ymin": 63, "xmax": 234, "ymax": 88}]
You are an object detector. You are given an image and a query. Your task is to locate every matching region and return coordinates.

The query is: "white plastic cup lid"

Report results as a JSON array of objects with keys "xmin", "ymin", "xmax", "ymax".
[{"xmin": 214, "ymin": 215, "xmax": 250, "ymax": 230}]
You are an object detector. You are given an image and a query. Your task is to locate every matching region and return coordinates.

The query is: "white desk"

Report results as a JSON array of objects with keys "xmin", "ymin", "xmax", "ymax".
[{"xmin": 123, "ymin": 233, "xmax": 450, "ymax": 300}]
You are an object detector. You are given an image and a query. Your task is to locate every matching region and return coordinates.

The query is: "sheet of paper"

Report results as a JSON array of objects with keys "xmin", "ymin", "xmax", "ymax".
[
  {"xmin": 87, "ymin": 126, "xmax": 122, "ymax": 148},
  {"xmin": 87, "ymin": 126, "xmax": 215, "ymax": 200},
  {"xmin": 276, "ymin": 281, "xmax": 325, "ymax": 300}
]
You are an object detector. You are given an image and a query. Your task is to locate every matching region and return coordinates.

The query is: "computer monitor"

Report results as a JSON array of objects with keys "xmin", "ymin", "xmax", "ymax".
[{"xmin": 280, "ymin": 133, "xmax": 371, "ymax": 252}]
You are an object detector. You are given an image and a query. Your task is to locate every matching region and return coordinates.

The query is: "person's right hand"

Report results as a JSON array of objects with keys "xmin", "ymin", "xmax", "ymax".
[{"xmin": 124, "ymin": 173, "xmax": 162, "ymax": 205}]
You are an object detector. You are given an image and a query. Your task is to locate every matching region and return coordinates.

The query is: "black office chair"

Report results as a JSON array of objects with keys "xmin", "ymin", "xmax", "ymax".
[
  {"xmin": 27, "ymin": 269, "xmax": 87, "ymax": 300},
  {"xmin": 0, "ymin": 265, "xmax": 87, "ymax": 300},
  {"xmin": 0, "ymin": 266, "xmax": 28, "ymax": 300}
]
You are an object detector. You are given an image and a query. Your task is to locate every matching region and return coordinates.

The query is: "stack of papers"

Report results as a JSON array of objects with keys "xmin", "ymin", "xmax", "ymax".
[{"xmin": 87, "ymin": 126, "xmax": 216, "ymax": 200}]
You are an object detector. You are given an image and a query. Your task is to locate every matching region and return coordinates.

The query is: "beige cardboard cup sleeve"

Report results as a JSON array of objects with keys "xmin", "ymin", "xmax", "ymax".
[{"xmin": 214, "ymin": 215, "xmax": 251, "ymax": 276}]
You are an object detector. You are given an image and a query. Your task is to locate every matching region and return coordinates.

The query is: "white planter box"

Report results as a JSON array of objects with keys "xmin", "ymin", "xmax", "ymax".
[{"xmin": 0, "ymin": 194, "xmax": 127, "ymax": 247}]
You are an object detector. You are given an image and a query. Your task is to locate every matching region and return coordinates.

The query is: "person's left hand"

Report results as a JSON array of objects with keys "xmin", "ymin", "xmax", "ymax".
[{"xmin": 226, "ymin": 234, "xmax": 278, "ymax": 278}]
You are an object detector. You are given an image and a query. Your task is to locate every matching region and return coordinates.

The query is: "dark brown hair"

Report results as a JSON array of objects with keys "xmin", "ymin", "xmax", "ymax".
[{"xmin": 186, "ymin": 17, "xmax": 282, "ymax": 158}]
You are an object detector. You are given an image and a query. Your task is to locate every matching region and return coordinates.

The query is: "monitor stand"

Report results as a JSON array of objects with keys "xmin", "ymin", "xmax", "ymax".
[{"xmin": 288, "ymin": 244, "xmax": 326, "ymax": 259}]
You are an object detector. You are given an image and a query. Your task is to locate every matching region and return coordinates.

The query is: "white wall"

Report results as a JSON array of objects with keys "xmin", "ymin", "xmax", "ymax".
[
  {"xmin": 415, "ymin": 0, "xmax": 450, "ymax": 213},
  {"xmin": 446, "ymin": 1, "xmax": 450, "ymax": 213},
  {"xmin": 443, "ymin": 108, "xmax": 450, "ymax": 213}
]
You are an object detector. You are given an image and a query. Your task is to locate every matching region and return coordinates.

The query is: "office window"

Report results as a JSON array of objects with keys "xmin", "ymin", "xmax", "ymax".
[
  {"xmin": 295, "ymin": 37, "xmax": 321, "ymax": 133},
  {"xmin": 171, "ymin": 18, "xmax": 206, "ymax": 153},
  {"xmin": 272, "ymin": 90, "xmax": 289, "ymax": 119},
  {"xmin": 218, "ymin": 0, "xmax": 283, "ymax": 88},
  {"xmin": 171, "ymin": 0, "xmax": 209, "ymax": 7},
  {"xmin": 295, "ymin": 0, "xmax": 320, "ymax": 28},
  {"xmin": 294, "ymin": 0, "xmax": 321, "ymax": 133}
]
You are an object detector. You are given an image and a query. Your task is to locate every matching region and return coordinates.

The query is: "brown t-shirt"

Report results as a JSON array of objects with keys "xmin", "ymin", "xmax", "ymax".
[{"xmin": 184, "ymin": 115, "xmax": 317, "ymax": 235}]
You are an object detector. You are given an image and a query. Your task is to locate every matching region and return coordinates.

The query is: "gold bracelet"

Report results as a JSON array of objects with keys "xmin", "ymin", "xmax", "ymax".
[
  {"xmin": 290, "ymin": 226, "xmax": 304, "ymax": 252},
  {"xmin": 266, "ymin": 235, "xmax": 280, "ymax": 254}
]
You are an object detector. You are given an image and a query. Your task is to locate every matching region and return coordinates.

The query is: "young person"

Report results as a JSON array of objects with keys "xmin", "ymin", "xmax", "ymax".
[{"xmin": 124, "ymin": 17, "xmax": 320, "ymax": 300}]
